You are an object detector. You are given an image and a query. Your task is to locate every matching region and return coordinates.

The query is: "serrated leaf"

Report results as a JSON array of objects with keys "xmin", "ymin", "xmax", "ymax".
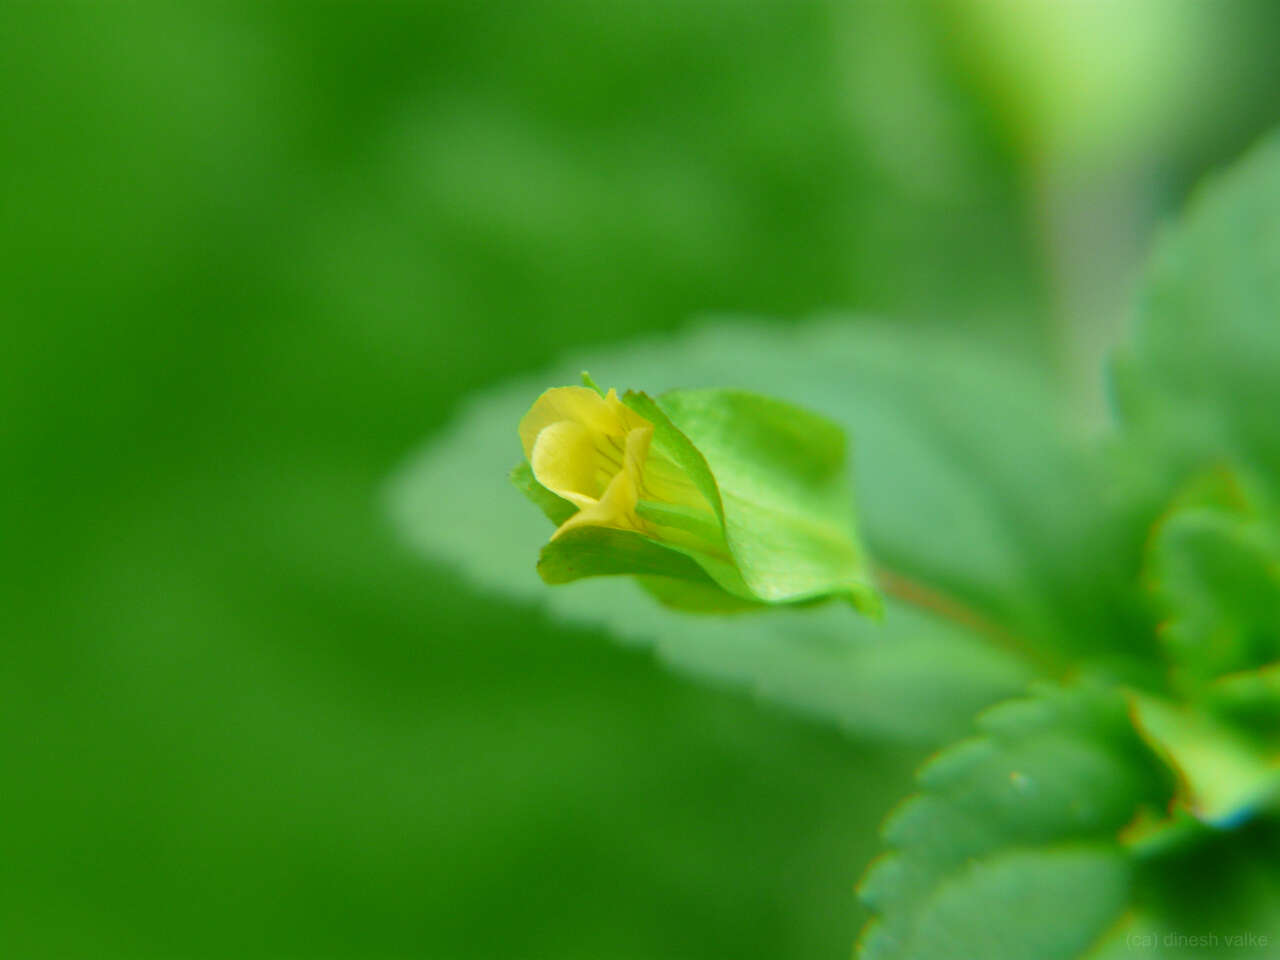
[
  {"xmin": 860, "ymin": 681, "xmax": 1280, "ymax": 959},
  {"xmin": 858, "ymin": 683, "xmax": 1169, "ymax": 959},
  {"xmin": 389, "ymin": 317, "xmax": 1141, "ymax": 742},
  {"xmin": 388, "ymin": 326, "xmax": 1047, "ymax": 743},
  {"xmin": 870, "ymin": 846, "xmax": 1130, "ymax": 960}
]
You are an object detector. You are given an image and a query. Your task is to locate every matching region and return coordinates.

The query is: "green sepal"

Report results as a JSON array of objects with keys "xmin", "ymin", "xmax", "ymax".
[
  {"xmin": 536, "ymin": 525, "xmax": 757, "ymax": 614},
  {"xmin": 635, "ymin": 499, "xmax": 723, "ymax": 542},
  {"xmin": 620, "ymin": 389, "xmax": 725, "ymax": 527},
  {"xmin": 536, "ymin": 525, "xmax": 715, "ymax": 587},
  {"xmin": 634, "ymin": 575, "xmax": 763, "ymax": 613},
  {"xmin": 509, "ymin": 462, "xmax": 577, "ymax": 527},
  {"xmin": 629, "ymin": 387, "xmax": 881, "ymax": 615}
]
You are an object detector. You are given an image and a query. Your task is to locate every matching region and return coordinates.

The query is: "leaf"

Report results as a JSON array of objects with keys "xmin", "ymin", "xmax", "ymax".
[
  {"xmin": 869, "ymin": 847, "xmax": 1130, "ymax": 960},
  {"xmin": 1209, "ymin": 663, "xmax": 1280, "ymax": 730},
  {"xmin": 386, "ymin": 326, "xmax": 1041, "ymax": 744},
  {"xmin": 1144, "ymin": 477, "xmax": 1280, "ymax": 689},
  {"xmin": 858, "ymin": 682, "xmax": 1168, "ymax": 959},
  {"xmin": 1129, "ymin": 692, "xmax": 1280, "ymax": 828},
  {"xmin": 388, "ymin": 317, "xmax": 1130, "ymax": 740},
  {"xmin": 860, "ymin": 681, "xmax": 1280, "ymax": 959},
  {"xmin": 1116, "ymin": 131, "xmax": 1280, "ymax": 489},
  {"xmin": 1136, "ymin": 472, "xmax": 1280, "ymax": 828},
  {"xmin": 1093, "ymin": 821, "xmax": 1280, "ymax": 959}
]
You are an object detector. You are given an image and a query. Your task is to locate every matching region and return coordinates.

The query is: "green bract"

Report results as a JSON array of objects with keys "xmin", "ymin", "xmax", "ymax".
[{"xmin": 513, "ymin": 378, "xmax": 881, "ymax": 615}]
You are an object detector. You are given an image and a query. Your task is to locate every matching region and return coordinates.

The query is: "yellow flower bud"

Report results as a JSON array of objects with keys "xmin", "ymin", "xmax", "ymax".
[{"xmin": 514, "ymin": 380, "xmax": 878, "ymax": 614}]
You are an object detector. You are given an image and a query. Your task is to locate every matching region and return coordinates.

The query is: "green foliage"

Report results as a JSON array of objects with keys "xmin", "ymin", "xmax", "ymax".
[
  {"xmin": 1133, "ymin": 477, "xmax": 1280, "ymax": 827},
  {"xmin": 395, "ymin": 388, "xmax": 1029, "ymax": 741},
  {"xmin": 859, "ymin": 684, "xmax": 1280, "ymax": 959},
  {"xmin": 1116, "ymin": 134, "xmax": 1280, "ymax": 481},
  {"xmin": 394, "ymin": 131, "xmax": 1280, "ymax": 956},
  {"xmin": 855, "ymin": 134, "xmax": 1280, "ymax": 955},
  {"xmin": 3, "ymin": 3, "xmax": 1059, "ymax": 955},
  {"xmin": 1113, "ymin": 820, "xmax": 1280, "ymax": 960},
  {"xmin": 858, "ymin": 684, "xmax": 1168, "ymax": 959},
  {"xmin": 391, "ymin": 320, "xmax": 1093, "ymax": 743},
  {"xmin": 14, "ymin": 0, "xmax": 1280, "ymax": 956},
  {"xmin": 1130, "ymin": 693, "xmax": 1280, "ymax": 827},
  {"xmin": 1145, "ymin": 473, "xmax": 1280, "ymax": 688}
]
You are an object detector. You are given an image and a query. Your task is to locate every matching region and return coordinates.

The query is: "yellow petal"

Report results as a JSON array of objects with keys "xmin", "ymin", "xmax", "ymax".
[
  {"xmin": 519, "ymin": 384, "xmax": 669, "ymax": 539},
  {"xmin": 622, "ymin": 423, "xmax": 652, "ymax": 479},
  {"xmin": 603, "ymin": 388, "xmax": 651, "ymax": 434},
  {"xmin": 518, "ymin": 387, "xmax": 625, "ymax": 461},
  {"xmin": 550, "ymin": 425, "xmax": 653, "ymax": 540},
  {"xmin": 552, "ymin": 468, "xmax": 636, "ymax": 539},
  {"xmin": 530, "ymin": 420, "xmax": 609, "ymax": 507}
]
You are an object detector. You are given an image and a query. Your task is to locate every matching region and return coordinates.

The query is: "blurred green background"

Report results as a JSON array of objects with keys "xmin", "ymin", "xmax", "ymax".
[{"xmin": 5, "ymin": 2, "xmax": 1280, "ymax": 957}]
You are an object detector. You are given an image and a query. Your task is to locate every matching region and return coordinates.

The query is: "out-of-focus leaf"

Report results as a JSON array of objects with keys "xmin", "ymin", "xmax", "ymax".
[
  {"xmin": 1129, "ymin": 692, "xmax": 1280, "ymax": 828},
  {"xmin": 1092, "ymin": 819, "xmax": 1280, "ymax": 960},
  {"xmin": 1136, "ymin": 472, "xmax": 1280, "ymax": 828},
  {"xmin": 404, "ymin": 465, "xmax": 1028, "ymax": 742},
  {"xmin": 1145, "ymin": 485, "xmax": 1280, "ymax": 690},
  {"xmin": 1209, "ymin": 663, "xmax": 1280, "ymax": 730},
  {"xmin": 859, "ymin": 678, "xmax": 1280, "ymax": 959},
  {"xmin": 858, "ymin": 682, "xmax": 1168, "ymax": 958},
  {"xmin": 1117, "ymin": 132, "xmax": 1280, "ymax": 490},
  {"xmin": 389, "ymin": 320, "xmax": 1067, "ymax": 744},
  {"xmin": 392, "ymin": 319, "xmax": 1146, "ymax": 739}
]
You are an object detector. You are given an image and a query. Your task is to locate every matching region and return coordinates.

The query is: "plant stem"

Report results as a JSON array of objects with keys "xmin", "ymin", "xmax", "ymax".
[{"xmin": 873, "ymin": 563, "xmax": 1066, "ymax": 678}]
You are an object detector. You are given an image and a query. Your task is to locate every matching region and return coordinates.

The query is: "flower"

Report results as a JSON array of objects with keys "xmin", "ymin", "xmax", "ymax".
[
  {"xmin": 513, "ymin": 380, "xmax": 879, "ymax": 614},
  {"xmin": 518, "ymin": 385, "xmax": 715, "ymax": 542}
]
